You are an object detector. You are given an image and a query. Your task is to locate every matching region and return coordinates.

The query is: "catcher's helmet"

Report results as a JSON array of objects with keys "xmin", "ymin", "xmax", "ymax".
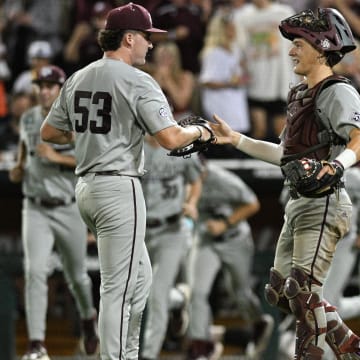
[{"xmin": 279, "ymin": 8, "xmax": 356, "ymax": 64}]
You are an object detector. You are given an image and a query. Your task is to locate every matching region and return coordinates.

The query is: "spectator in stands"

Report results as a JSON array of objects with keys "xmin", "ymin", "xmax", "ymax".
[
  {"xmin": 150, "ymin": 0, "xmax": 212, "ymax": 74},
  {"xmin": 233, "ymin": 0, "xmax": 295, "ymax": 141},
  {"xmin": 12, "ymin": 40, "xmax": 53, "ymax": 95},
  {"xmin": 150, "ymin": 41, "xmax": 196, "ymax": 121},
  {"xmin": 318, "ymin": 0, "xmax": 360, "ymax": 39},
  {"xmin": 278, "ymin": 0, "xmax": 316, "ymax": 13},
  {"xmin": 64, "ymin": 1, "xmax": 113, "ymax": 73},
  {"xmin": 199, "ymin": 9, "xmax": 250, "ymax": 136},
  {"xmin": 2, "ymin": 0, "xmax": 64, "ymax": 81},
  {"xmin": 0, "ymin": 92, "xmax": 34, "ymax": 158},
  {"xmin": 332, "ymin": 40, "xmax": 360, "ymax": 92}
]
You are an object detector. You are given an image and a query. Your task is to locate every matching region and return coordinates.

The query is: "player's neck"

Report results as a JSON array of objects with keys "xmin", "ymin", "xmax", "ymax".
[
  {"xmin": 305, "ymin": 66, "xmax": 333, "ymax": 89},
  {"xmin": 104, "ymin": 49, "xmax": 130, "ymax": 65}
]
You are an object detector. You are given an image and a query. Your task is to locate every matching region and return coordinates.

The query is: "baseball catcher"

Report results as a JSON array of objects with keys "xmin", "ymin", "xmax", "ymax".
[
  {"xmin": 167, "ymin": 115, "xmax": 216, "ymax": 157},
  {"xmin": 281, "ymin": 158, "xmax": 344, "ymax": 197}
]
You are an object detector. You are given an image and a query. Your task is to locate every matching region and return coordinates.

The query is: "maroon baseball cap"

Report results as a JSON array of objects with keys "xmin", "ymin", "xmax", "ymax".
[
  {"xmin": 105, "ymin": 2, "xmax": 166, "ymax": 33},
  {"xmin": 32, "ymin": 65, "xmax": 66, "ymax": 85}
]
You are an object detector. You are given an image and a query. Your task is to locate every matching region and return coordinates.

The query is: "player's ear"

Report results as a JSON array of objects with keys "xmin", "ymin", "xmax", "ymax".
[{"xmin": 123, "ymin": 32, "xmax": 134, "ymax": 48}]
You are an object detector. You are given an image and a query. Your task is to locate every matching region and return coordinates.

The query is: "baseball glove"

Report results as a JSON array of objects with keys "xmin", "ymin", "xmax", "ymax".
[
  {"xmin": 167, "ymin": 115, "xmax": 216, "ymax": 157},
  {"xmin": 281, "ymin": 158, "xmax": 344, "ymax": 197}
]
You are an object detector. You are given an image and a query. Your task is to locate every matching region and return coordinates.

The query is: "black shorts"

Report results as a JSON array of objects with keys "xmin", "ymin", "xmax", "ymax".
[{"xmin": 248, "ymin": 98, "xmax": 287, "ymax": 116}]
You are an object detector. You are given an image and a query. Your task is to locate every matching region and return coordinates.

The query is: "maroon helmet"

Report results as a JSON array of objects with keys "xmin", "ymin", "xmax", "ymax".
[{"xmin": 279, "ymin": 8, "xmax": 356, "ymax": 61}]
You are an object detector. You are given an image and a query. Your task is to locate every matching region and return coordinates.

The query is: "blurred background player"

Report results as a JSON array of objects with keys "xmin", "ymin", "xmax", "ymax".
[
  {"xmin": 140, "ymin": 134, "xmax": 203, "ymax": 360},
  {"xmin": 8, "ymin": 65, "xmax": 98, "ymax": 360},
  {"xmin": 186, "ymin": 161, "xmax": 274, "ymax": 360}
]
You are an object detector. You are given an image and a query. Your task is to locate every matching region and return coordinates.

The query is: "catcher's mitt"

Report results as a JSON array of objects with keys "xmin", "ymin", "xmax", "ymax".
[
  {"xmin": 167, "ymin": 115, "xmax": 216, "ymax": 157},
  {"xmin": 281, "ymin": 158, "xmax": 344, "ymax": 197}
]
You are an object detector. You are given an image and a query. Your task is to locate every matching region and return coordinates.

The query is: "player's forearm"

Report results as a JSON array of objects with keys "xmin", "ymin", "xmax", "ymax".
[
  {"xmin": 225, "ymin": 200, "xmax": 260, "ymax": 227},
  {"xmin": 186, "ymin": 178, "xmax": 202, "ymax": 207},
  {"xmin": 51, "ymin": 154, "xmax": 76, "ymax": 168},
  {"xmin": 41, "ymin": 122, "xmax": 74, "ymax": 145},
  {"xmin": 235, "ymin": 133, "xmax": 283, "ymax": 165},
  {"xmin": 155, "ymin": 125, "xmax": 205, "ymax": 150},
  {"xmin": 336, "ymin": 128, "xmax": 360, "ymax": 169}
]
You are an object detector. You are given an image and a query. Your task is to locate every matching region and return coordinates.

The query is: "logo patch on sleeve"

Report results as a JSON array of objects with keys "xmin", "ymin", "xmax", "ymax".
[
  {"xmin": 350, "ymin": 111, "xmax": 360, "ymax": 122},
  {"xmin": 159, "ymin": 106, "xmax": 168, "ymax": 117}
]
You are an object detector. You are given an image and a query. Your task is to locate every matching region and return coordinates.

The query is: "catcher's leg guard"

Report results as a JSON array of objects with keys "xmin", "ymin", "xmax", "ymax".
[
  {"xmin": 284, "ymin": 267, "xmax": 326, "ymax": 360},
  {"xmin": 264, "ymin": 267, "xmax": 291, "ymax": 314},
  {"xmin": 325, "ymin": 302, "xmax": 360, "ymax": 360}
]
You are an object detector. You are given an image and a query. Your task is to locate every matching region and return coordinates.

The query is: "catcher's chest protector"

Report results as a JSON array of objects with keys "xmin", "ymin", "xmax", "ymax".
[{"xmin": 283, "ymin": 75, "xmax": 349, "ymax": 161}]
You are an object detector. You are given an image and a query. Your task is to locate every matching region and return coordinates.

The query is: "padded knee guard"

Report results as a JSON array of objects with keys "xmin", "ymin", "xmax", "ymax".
[
  {"xmin": 284, "ymin": 267, "xmax": 326, "ymax": 360},
  {"xmin": 324, "ymin": 302, "xmax": 360, "ymax": 359},
  {"xmin": 264, "ymin": 267, "xmax": 291, "ymax": 314}
]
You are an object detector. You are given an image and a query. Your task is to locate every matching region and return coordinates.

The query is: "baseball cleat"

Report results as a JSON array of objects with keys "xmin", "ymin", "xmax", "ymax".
[
  {"xmin": 80, "ymin": 315, "xmax": 99, "ymax": 355},
  {"xmin": 326, "ymin": 332, "xmax": 360, "ymax": 360},
  {"xmin": 186, "ymin": 339, "xmax": 223, "ymax": 360},
  {"xmin": 325, "ymin": 305, "xmax": 360, "ymax": 360},
  {"xmin": 245, "ymin": 314, "xmax": 274, "ymax": 359},
  {"xmin": 21, "ymin": 341, "xmax": 50, "ymax": 360}
]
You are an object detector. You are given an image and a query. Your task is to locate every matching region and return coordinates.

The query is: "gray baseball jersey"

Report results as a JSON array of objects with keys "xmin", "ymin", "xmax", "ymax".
[
  {"xmin": 46, "ymin": 58, "xmax": 176, "ymax": 176},
  {"xmin": 141, "ymin": 143, "xmax": 203, "ymax": 359},
  {"xmin": 21, "ymin": 105, "xmax": 76, "ymax": 200},
  {"xmin": 44, "ymin": 58, "xmax": 179, "ymax": 359},
  {"xmin": 19, "ymin": 105, "xmax": 95, "ymax": 341},
  {"xmin": 188, "ymin": 163, "xmax": 262, "ymax": 339}
]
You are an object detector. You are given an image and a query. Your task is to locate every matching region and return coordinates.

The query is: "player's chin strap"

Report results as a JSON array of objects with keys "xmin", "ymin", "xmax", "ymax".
[{"xmin": 284, "ymin": 267, "xmax": 326, "ymax": 360}]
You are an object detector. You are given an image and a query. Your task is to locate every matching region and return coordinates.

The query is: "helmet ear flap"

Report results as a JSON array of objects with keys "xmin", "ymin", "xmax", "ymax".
[{"xmin": 326, "ymin": 52, "xmax": 343, "ymax": 67}]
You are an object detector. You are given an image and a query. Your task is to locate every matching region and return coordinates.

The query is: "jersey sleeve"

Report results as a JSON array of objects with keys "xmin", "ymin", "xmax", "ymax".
[
  {"xmin": 135, "ymin": 72, "xmax": 177, "ymax": 134},
  {"xmin": 317, "ymin": 83, "xmax": 360, "ymax": 142},
  {"xmin": 45, "ymin": 83, "xmax": 73, "ymax": 132}
]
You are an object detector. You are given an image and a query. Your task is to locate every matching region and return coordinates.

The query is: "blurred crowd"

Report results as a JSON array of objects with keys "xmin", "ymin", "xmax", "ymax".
[{"xmin": 1, "ymin": 0, "xmax": 360, "ymax": 166}]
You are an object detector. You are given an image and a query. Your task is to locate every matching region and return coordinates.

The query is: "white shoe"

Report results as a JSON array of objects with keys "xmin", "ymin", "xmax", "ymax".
[
  {"xmin": 21, "ymin": 344, "xmax": 50, "ymax": 360},
  {"xmin": 209, "ymin": 341, "xmax": 224, "ymax": 360},
  {"xmin": 245, "ymin": 314, "xmax": 274, "ymax": 359},
  {"xmin": 169, "ymin": 283, "xmax": 191, "ymax": 337}
]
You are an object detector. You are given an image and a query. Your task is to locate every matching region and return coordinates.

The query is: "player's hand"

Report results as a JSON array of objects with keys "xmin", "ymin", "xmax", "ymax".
[
  {"xmin": 183, "ymin": 202, "xmax": 198, "ymax": 220},
  {"xmin": 9, "ymin": 165, "xmax": 24, "ymax": 183},
  {"xmin": 210, "ymin": 114, "xmax": 236, "ymax": 145},
  {"xmin": 36, "ymin": 143, "xmax": 61, "ymax": 163},
  {"xmin": 206, "ymin": 219, "xmax": 227, "ymax": 237}
]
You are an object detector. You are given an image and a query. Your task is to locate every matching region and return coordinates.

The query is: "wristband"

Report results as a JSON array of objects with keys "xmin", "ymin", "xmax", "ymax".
[
  {"xmin": 335, "ymin": 148, "xmax": 357, "ymax": 170},
  {"xmin": 235, "ymin": 134, "xmax": 245, "ymax": 150}
]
